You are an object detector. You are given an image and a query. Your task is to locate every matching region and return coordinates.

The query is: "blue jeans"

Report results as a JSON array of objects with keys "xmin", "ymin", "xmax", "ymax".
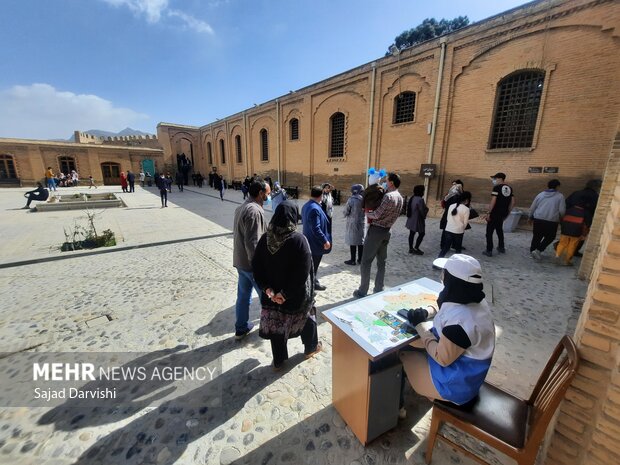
[{"xmin": 235, "ymin": 269, "xmax": 261, "ymax": 332}]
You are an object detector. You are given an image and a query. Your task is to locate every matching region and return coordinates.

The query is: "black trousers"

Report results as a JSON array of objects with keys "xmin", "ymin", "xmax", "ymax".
[
  {"xmin": 128, "ymin": 181, "xmax": 135, "ymax": 192},
  {"xmin": 486, "ymin": 216, "xmax": 505, "ymax": 251},
  {"xmin": 349, "ymin": 245, "xmax": 363, "ymax": 262},
  {"xmin": 25, "ymin": 193, "xmax": 47, "ymax": 207},
  {"xmin": 270, "ymin": 317, "xmax": 318, "ymax": 366},
  {"xmin": 408, "ymin": 231, "xmax": 424, "ymax": 250},
  {"xmin": 439, "ymin": 231, "xmax": 464, "ymax": 257},
  {"xmin": 160, "ymin": 190, "xmax": 168, "ymax": 206},
  {"xmin": 312, "ymin": 254, "xmax": 323, "ymax": 284},
  {"xmin": 530, "ymin": 219, "xmax": 559, "ymax": 252}
]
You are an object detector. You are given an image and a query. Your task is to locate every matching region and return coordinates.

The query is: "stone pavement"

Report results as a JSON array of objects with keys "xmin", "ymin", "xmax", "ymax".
[{"xmin": 0, "ymin": 184, "xmax": 586, "ymax": 465}]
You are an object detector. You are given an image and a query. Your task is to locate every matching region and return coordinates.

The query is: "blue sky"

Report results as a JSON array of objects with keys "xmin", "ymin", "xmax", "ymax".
[{"xmin": 0, "ymin": 0, "xmax": 528, "ymax": 140}]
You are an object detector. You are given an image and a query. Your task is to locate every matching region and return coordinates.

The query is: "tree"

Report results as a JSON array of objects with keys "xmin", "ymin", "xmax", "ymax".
[{"xmin": 388, "ymin": 16, "xmax": 470, "ymax": 54}]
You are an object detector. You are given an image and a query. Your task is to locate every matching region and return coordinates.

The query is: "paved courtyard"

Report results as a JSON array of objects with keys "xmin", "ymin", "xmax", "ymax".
[{"xmin": 0, "ymin": 184, "xmax": 586, "ymax": 465}]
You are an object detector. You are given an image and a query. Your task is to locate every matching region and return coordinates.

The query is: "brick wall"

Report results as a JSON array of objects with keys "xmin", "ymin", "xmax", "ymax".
[{"xmin": 545, "ymin": 130, "xmax": 620, "ymax": 465}]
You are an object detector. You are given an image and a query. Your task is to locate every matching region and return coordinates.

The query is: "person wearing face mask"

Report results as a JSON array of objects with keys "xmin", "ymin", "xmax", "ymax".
[
  {"xmin": 438, "ymin": 192, "xmax": 472, "ymax": 258},
  {"xmin": 302, "ymin": 186, "xmax": 332, "ymax": 291},
  {"xmin": 482, "ymin": 172, "xmax": 515, "ymax": 257},
  {"xmin": 399, "ymin": 254, "xmax": 495, "ymax": 407},
  {"xmin": 232, "ymin": 178, "xmax": 271, "ymax": 340}
]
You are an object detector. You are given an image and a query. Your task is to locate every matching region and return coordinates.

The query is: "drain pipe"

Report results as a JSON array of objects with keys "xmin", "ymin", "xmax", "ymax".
[
  {"xmin": 276, "ymin": 99, "xmax": 281, "ymax": 183},
  {"xmin": 365, "ymin": 62, "xmax": 377, "ymax": 187},
  {"xmin": 425, "ymin": 37, "xmax": 447, "ymax": 202}
]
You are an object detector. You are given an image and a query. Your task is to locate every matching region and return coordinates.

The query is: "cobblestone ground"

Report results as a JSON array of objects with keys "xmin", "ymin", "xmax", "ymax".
[{"xmin": 0, "ymin": 186, "xmax": 586, "ymax": 465}]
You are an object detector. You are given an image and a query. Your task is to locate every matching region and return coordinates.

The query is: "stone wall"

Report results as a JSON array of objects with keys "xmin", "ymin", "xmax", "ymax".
[{"xmin": 545, "ymin": 129, "xmax": 620, "ymax": 464}]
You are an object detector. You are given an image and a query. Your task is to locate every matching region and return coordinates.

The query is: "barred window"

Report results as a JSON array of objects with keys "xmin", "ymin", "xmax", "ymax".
[
  {"xmin": 260, "ymin": 129, "xmax": 269, "ymax": 161},
  {"xmin": 235, "ymin": 135, "xmax": 242, "ymax": 163},
  {"xmin": 58, "ymin": 156, "xmax": 76, "ymax": 174},
  {"xmin": 207, "ymin": 142, "xmax": 213, "ymax": 165},
  {"xmin": 219, "ymin": 139, "xmax": 226, "ymax": 164},
  {"xmin": 290, "ymin": 118, "xmax": 299, "ymax": 140},
  {"xmin": 0, "ymin": 154, "xmax": 17, "ymax": 179},
  {"xmin": 393, "ymin": 92, "xmax": 416, "ymax": 124},
  {"xmin": 329, "ymin": 112, "xmax": 345, "ymax": 158},
  {"xmin": 489, "ymin": 70, "xmax": 545, "ymax": 149}
]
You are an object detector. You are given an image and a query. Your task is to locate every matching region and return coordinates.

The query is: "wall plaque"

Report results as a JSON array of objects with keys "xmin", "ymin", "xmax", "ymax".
[
  {"xmin": 528, "ymin": 167, "xmax": 543, "ymax": 173},
  {"xmin": 544, "ymin": 167, "xmax": 559, "ymax": 173},
  {"xmin": 420, "ymin": 164, "xmax": 437, "ymax": 178}
]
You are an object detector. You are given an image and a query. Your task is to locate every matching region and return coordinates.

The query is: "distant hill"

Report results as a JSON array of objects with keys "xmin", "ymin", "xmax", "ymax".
[{"xmin": 65, "ymin": 127, "xmax": 152, "ymax": 141}]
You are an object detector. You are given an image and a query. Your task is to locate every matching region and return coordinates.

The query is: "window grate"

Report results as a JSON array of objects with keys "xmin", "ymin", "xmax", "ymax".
[
  {"xmin": 489, "ymin": 71, "xmax": 545, "ymax": 149},
  {"xmin": 219, "ymin": 139, "xmax": 226, "ymax": 164},
  {"xmin": 290, "ymin": 118, "xmax": 299, "ymax": 140},
  {"xmin": 260, "ymin": 129, "xmax": 269, "ymax": 161},
  {"xmin": 0, "ymin": 154, "xmax": 17, "ymax": 179},
  {"xmin": 58, "ymin": 156, "xmax": 76, "ymax": 174},
  {"xmin": 394, "ymin": 92, "xmax": 416, "ymax": 124},
  {"xmin": 330, "ymin": 112, "xmax": 345, "ymax": 158},
  {"xmin": 235, "ymin": 135, "xmax": 242, "ymax": 163}
]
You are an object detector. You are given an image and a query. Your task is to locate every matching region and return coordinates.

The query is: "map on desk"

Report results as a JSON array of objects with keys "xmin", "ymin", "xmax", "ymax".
[{"xmin": 327, "ymin": 279, "xmax": 441, "ymax": 356}]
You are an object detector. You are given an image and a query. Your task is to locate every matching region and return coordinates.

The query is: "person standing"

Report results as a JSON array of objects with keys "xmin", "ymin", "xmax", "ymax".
[
  {"xmin": 45, "ymin": 167, "xmax": 57, "ymax": 191},
  {"xmin": 555, "ymin": 204, "xmax": 588, "ymax": 266},
  {"xmin": 120, "ymin": 172, "xmax": 128, "ymax": 193},
  {"xmin": 353, "ymin": 172, "xmax": 403, "ymax": 298},
  {"xmin": 88, "ymin": 175, "xmax": 97, "ymax": 189},
  {"xmin": 71, "ymin": 170, "xmax": 79, "ymax": 187},
  {"xmin": 528, "ymin": 179, "xmax": 565, "ymax": 260},
  {"xmin": 252, "ymin": 201, "xmax": 321, "ymax": 370},
  {"xmin": 156, "ymin": 173, "xmax": 170, "ymax": 207},
  {"xmin": 302, "ymin": 186, "xmax": 332, "ymax": 291},
  {"xmin": 482, "ymin": 172, "xmax": 515, "ymax": 257},
  {"xmin": 175, "ymin": 171, "xmax": 184, "ymax": 192},
  {"xmin": 343, "ymin": 184, "xmax": 365, "ymax": 265},
  {"xmin": 406, "ymin": 185, "xmax": 428, "ymax": 255},
  {"xmin": 232, "ymin": 178, "xmax": 271, "ymax": 340},
  {"xmin": 270, "ymin": 182, "xmax": 287, "ymax": 212},
  {"xmin": 438, "ymin": 192, "xmax": 472, "ymax": 258},
  {"xmin": 127, "ymin": 170, "xmax": 135, "ymax": 193},
  {"xmin": 562, "ymin": 179, "xmax": 601, "ymax": 257},
  {"xmin": 139, "ymin": 171, "xmax": 145, "ymax": 187}
]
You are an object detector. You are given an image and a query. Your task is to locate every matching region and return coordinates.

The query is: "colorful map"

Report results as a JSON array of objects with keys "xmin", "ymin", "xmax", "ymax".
[{"xmin": 330, "ymin": 282, "xmax": 439, "ymax": 353}]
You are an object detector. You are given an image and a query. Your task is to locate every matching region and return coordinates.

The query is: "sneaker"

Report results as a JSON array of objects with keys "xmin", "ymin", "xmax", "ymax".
[
  {"xmin": 408, "ymin": 248, "xmax": 415, "ymax": 254},
  {"xmin": 234, "ymin": 323, "xmax": 254, "ymax": 341},
  {"xmin": 272, "ymin": 361, "xmax": 285, "ymax": 372},
  {"xmin": 482, "ymin": 250, "xmax": 493, "ymax": 257},
  {"xmin": 353, "ymin": 289, "xmax": 366, "ymax": 299},
  {"xmin": 304, "ymin": 342, "xmax": 323, "ymax": 359},
  {"xmin": 413, "ymin": 249, "xmax": 424, "ymax": 255},
  {"xmin": 344, "ymin": 260, "xmax": 356, "ymax": 265},
  {"xmin": 531, "ymin": 250, "xmax": 542, "ymax": 260},
  {"xmin": 314, "ymin": 283, "xmax": 326, "ymax": 291},
  {"xmin": 497, "ymin": 247, "xmax": 506, "ymax": 254},
  {"xmin": 357, "ymin": 260, "xmax": 362, "ymax": 265}
]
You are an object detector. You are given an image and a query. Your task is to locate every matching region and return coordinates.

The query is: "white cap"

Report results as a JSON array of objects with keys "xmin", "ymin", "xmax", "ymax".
[{"xmin": 432, "ymin": 254, "xmax": 483, "ymax": 284}]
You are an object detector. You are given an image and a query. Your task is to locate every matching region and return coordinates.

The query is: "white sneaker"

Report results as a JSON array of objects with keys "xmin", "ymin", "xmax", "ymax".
[{"xmin": 531, "ymin": 250, "xmax": 542, "ymax": 260}]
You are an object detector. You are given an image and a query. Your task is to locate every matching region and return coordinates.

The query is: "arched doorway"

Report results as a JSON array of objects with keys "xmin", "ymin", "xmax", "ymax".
[
  {"xmin": 100, "ymin": 162, "xmax": 121, "ymax": 186},
  {"xmin": 0, "ymin": 154, "xmax": 19, "ymax": 186}
]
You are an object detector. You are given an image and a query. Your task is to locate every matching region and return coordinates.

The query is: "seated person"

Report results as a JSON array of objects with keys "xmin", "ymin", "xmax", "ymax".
[
  {"xmin": 400, "ymin": 254, "xmax": 495, "ymax": 407},
  {"xmin": 23, "ymin": 182, "xmax": 49, "ymax": 208}
]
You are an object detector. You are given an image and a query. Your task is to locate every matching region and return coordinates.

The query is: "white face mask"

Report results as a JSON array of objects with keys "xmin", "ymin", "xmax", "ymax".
[
  {"xmin": 491, "ymin": 179, "xmax": 498, "ymax": 186},
  {"xmin": 265, "ymin": 194, "xmax": 272, "ymax": 205},
  {"xmin": 382, "ymin": 182, "xmax": 388, "ymax": 190}
]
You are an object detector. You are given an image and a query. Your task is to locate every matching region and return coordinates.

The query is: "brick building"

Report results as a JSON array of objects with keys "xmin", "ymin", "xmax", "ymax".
[{"xmin": 158, "ymin": 0, "xmax": 619, "ymax": 210}]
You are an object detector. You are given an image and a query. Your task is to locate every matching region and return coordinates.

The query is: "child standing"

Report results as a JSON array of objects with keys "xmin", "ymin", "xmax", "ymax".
[
  {"xmin": 88, "ymin": 176, "xmax": 97, "ymax": 189},
  {"xmin": 438, "ymin": 191, "xmax": 472, "ymax": 258},
  {"xmin": 556, "ymin": 205, "xmax": 588, "ymax": 266}
]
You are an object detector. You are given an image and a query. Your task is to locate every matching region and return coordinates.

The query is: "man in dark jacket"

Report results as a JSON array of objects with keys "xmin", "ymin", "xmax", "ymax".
[
  {"xmin": 127, "ymin": 170, "xmax": 136, "ymax": 193},
  {"xmin": 23, "ymin": 182, "xmax": 49, "ymax": 208},
  {"xmin": 561, "ymin": 179, "xmax": 601, "ymax": 257},
  {"xmin": 302, "ymin": 186, "xmax": 332, "ymax": 291}
]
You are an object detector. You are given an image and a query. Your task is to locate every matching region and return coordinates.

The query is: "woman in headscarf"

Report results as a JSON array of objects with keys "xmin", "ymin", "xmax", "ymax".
[
  {"xmin": 343, "ymin": 183, "xmax": 365, "ymax": 265},
  {"xmin": 400, "ymin": 254, "xmax": 495, "ymax": 407},
  {"xmin": 252, "ymin": 200, "xmax": 322, "ymax": 370},
  {"xmin": 120, "ymin": 172, "xmax": 128, "ymax": 193}
]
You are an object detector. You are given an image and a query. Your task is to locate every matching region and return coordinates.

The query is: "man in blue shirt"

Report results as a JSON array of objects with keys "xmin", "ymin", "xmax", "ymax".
[{"xmin": 302, "ymin": 186, "xmax": 332, "ymax": 291}]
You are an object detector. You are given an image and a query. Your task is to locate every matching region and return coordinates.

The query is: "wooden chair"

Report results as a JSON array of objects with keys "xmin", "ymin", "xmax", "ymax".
[{"xmin": 425, "ymin": 335, "xmax": 579, "ymax": 465}]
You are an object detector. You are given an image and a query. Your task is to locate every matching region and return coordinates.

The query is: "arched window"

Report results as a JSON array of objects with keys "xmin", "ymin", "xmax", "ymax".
[
  {"xmin": 207, "ymin": 142, "xmax": 213, "ymax": 165},
  {"xmin": 0, "ymin": 154, "xmax": 17, "ymax": 180},
  {"xmin": 58, "ymin": 156, "xmax": 76, "ymax": 174},
  {"xmin": 235, "ymin": 135, "xmax": 243, "ymax": 163},
  {"xmin": 219, "ymin": 139, "xmax": 226, "ymax": 164},
  {"xmin": 260, "ymin": 129, "xmax": 269, "ymax": 161},
  {"xmin": 329, "ymin": 112, "xmax": 345, "ymax": 158},
  {"xmin": 393, "ymin": 92, "xmax": 416, "ymax": 124},
  {"xmin": 290, "ymin": 118, "xmax": 299, "ymax": 140},
  {"xmin": 489, "ymin": 70, "xmax": 545, "ymax": 149}
]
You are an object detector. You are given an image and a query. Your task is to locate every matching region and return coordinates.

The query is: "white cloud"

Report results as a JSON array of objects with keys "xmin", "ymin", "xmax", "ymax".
[
  {"xmin": 101, "ymin": 0, "xmax": 214, "ymax": 34},
  {"xmin": 0, "ymin": 84, "xmax": 150, "ymax": 140}
]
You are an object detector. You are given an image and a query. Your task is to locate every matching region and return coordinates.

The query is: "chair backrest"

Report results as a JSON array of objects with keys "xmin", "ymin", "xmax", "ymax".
[{"xmin": 525, "ymin": 335, "xmax": 579, "ymax": 447}]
